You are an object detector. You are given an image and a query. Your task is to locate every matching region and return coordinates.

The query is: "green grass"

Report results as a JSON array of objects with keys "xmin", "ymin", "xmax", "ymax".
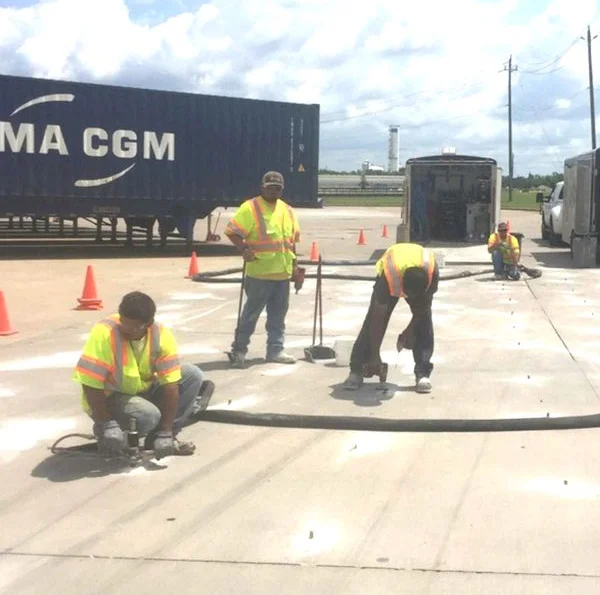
[
  {"xmin": 321, "ymin": 189, "xmax": 540, "ymax": 210},
  {"xmin": 501, "ymin": 189, "xmax": 540, "ymax": 211},
  {"xmin": 322, "ymin": 195, "xmax": 404, "ymax": 207}
]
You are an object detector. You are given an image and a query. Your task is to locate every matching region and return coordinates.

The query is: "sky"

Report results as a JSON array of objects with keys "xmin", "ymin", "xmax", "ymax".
[{"xmin": 1, "ymin": 0, "xmax": 599, "ymax": 175}]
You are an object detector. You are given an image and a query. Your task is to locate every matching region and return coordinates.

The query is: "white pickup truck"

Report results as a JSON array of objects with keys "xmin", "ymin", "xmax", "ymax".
[{"xmin": 537, "ymin": 181, "xmax": 564, "ymax": 246}]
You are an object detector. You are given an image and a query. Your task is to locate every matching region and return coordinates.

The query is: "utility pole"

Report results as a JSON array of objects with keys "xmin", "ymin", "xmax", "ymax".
[
  {"xmin": 582, "ymin": 25, "xmax": 597, "ymax": 149},
  {"xmin": 503, "ymin": 56, "xmax": 518, "ymax": 202}
]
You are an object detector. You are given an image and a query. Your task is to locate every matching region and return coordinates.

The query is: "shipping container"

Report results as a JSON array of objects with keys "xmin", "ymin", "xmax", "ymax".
[
  {"xmin": 399, "ymin": 154, "xmax": 501, "ymax": 244},
  {"xmin": 0, "ymin": 74, "xmax": 320, "ymax": 243}
]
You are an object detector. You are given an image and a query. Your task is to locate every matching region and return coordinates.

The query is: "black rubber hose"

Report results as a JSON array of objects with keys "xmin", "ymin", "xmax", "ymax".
[
  {"xmin": 191, "ymin": 259, "xmax": 492, "ymax": 274},
  {"xmin": 192, "ymin": 269, "xmax": 492, "ymax": 283},
  {"xmin": 200, "ymin": 409, "xmax": 600, "ymax": 433}
]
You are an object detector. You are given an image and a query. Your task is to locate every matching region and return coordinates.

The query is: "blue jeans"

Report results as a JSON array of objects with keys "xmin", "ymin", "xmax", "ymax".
[
  {"xmin": 102, "ymin": 363, "xmax": 204, "ymax": 437},
  {"xmin": 491, "ymin": 249, "xmax": 520, "ymax": 280},
  {"xmin": 231, "ymin": 276, "xmax": 290, "ymax": 359}
]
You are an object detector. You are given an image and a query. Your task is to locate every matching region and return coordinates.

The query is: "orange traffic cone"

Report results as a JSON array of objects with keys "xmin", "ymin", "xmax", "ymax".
[
  {"xmin": 75, "ymin": 265, "xmax": 103, "ymax": 310},
  {"xmin": 0, "ymin": 291, "xmax": 17, "ymax": 336},
  {"xmin": 309, "ymin": 241, "xmax": 319, "ymax": 262},
  {"xmin": 357, "ymin": 229, "xmax": 367, "ymax": 245},
  {"xmin": 381, "ymin": 224, "xmax": 389, "ymax": 238},
  {"xmin": 186, "ymin": 251, "xmax": 199, "ymax": 278}
]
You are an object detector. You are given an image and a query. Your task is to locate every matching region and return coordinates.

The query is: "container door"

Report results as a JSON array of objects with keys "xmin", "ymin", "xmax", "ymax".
[{"xmin": 575, "ymin": 154, "xmax": 593, "ymax": 234}]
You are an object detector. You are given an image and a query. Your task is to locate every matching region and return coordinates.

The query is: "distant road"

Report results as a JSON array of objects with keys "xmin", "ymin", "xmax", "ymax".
[{"xmin": 319, "ymin": 174, "xmax": 405, "ymax": 189}]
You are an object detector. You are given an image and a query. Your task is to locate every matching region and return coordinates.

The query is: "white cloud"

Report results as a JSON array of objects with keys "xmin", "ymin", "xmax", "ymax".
[
  {"xmin": 556, "ymin": 98, "xmax": 572, "ymax": 109},
  {"xmin": 0, "ymin": 0, "xmax": 599, "ymax": 173}
]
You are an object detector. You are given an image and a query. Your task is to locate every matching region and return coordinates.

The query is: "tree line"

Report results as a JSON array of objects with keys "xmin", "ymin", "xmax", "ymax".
[
  {"xmin": 319, "ymin": 169, "xmax": 563, "ymax": 189},
  {"xmin": 501, "ymin": 172, "xmax": 563, "ymax": 189}
]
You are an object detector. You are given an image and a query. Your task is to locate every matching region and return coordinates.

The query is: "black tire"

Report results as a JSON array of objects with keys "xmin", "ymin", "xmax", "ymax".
[
  {"xmin": 548, "ymin": 220, "xmax": 560, "ymax": 247},
  {"xmin": 569, "ymin": 230, "xmax": 575, "ymax": 260}
]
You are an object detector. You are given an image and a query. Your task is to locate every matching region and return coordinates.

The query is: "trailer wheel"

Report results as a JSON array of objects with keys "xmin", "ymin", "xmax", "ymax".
[
  {"xmin": 548, "ymin": 220, "xmax": 560, "ymax": 247},
  {"xmin": 570, "ymin": 230, "xmax": 575, "ymax": 260}
]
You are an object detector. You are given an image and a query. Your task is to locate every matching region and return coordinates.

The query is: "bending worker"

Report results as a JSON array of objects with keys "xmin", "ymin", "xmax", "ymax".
[
  {"xmin": 73, "ymin": 291, "xmax": 215, "ymax": 459},
  {"xmin": 488, "ymin": 221, "xmax": 520, "ymax": 280},
  {"xmin": 224, "ymin": 170, "xmax": 301, "ymax": 368},
  {"xmin": 343, "ymin": 242, "xmax": 439, "ymax": 394}
]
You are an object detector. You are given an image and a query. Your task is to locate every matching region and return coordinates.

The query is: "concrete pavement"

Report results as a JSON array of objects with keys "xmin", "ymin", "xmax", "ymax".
[{"xmin": 2, "ymin": 208, "xmax": 600, "ymax": 594}]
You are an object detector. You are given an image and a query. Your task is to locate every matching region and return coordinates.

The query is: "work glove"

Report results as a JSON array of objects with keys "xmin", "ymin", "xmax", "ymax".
[
  {"xmin": 153, "ymin": 430, "xmax": 175, "ymax": 460},
  {"xmin": 95, "ymin": 420, "xmax": 125, "ymax": 456}
]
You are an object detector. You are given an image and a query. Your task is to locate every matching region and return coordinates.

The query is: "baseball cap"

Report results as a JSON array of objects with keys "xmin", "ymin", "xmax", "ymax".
[
  {"xmin": 498, "ymin": 222, "xmax": 508, "ymax": 231},
  {"xmin": 262, "ymin": 171, "xmax": 284, "ymax": 187}
]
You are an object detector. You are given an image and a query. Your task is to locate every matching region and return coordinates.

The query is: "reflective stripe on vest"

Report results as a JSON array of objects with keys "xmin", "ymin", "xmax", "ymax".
[
  {"xmin": 247, "ymin": 198, "xmax": 296, "ymax": 253},
  {"xmin": 75, "ymin": 355, "xmax": 113, "ymax": 383},
  {"xmin": 383, "ymin": 248, "xmax": 435, "ymax": 297},
  {"xmin": 99, "ymin": 317, "xmax": 124, "ymax": 391},
  {"xmin": 99, "ymin": 316, "xmax": 162, "ymax": 391}
]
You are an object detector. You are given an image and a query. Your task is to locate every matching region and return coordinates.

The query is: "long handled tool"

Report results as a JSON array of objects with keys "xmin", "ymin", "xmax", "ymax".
[
  {"xmin": 304, "ymin": 256, "xmax": 336, "ymax": 361},
  {"xmin": 226, "ymin": 261, "xmax": 246, "ymax": 362}
]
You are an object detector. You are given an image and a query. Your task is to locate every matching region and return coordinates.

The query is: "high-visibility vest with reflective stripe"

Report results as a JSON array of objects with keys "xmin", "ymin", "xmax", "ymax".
[
  {"xmin": 375, "ymin": 243, "xmax": 436, "ymax": 298},
  {"xmin": 73, "ymin": 314, "xmax": 181, "ymax": 413},
  {"xmin": 225, "ymin": 196, "xmax": 299, "ymax": 278},
  {"xmin": 488, "ymin": 232, "xmax": 519, "ymax": 263}
]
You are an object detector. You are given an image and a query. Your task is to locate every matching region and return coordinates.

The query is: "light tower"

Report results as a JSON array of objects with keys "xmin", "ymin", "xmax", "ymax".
[{"xmin": 388, "ymin": 125, "xmax": 399, "ymax": 172}]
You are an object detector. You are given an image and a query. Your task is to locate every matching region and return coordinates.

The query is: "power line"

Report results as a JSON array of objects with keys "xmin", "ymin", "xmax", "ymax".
[
  {"xmin": 519, "ymin": 37, "xmax": 581, "ymax": 73},
  {"xmin": 319, "ymin": 77, "xmax": 494, "ymax": 123},
  {"xmin": 512, "ymin": 86, "xmax": 588, "ymax": 114},
  {"xmin": 513, "ymin": 82, "xmax": 563, "ymax": 172},
  {"xmin": 319, "ymin": 72, "xmax": 494, "ymax": 119}
]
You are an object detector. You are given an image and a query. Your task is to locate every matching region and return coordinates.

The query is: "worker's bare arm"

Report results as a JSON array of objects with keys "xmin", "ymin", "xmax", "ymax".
[
  {"xmin": 83, "ymin": 386, "xmax": 112, "ymax": 423},
  {"xmin": 158, "ymin": 382, "xmax": 179, "ymax": 432},
  {"xmin": 226, "ymin": 232, "xmax": 256, "ymax": 261}
]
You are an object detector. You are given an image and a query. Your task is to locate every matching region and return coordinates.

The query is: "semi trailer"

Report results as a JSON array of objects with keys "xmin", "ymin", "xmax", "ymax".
[
  {"xmin": 556, "ymin": 147, "xmax": 600, "ymax": 266},
  {"xmin": 0, "ymin": 73, "xmax": 320, "ymax": 247}
]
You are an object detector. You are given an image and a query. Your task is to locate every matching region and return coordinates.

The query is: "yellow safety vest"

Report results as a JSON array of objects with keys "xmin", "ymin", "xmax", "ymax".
[
  {"xmin": 225, "ymin": 196, "xmax": 300, "ymax": 279},
  {"xmin": 72, "ymin": 314, "xmax": 181, "ymax": 414},
  {"xmin": 375, "ymin": 243, "xmax": 436, "ymax": 298},
  {"xmin": 488, "ymin": 233, "xmax": 519, "ymax": 263}
]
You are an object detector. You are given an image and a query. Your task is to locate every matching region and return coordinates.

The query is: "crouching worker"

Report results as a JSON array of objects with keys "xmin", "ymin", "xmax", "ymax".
[
  {"xmin": 72, "ymin": 291, "xmax": 215, "ymax": 459},
  {"xmin": 488, "ymin": 221, "xmax": 520, "ymax": 280},
  {"xmin": 343, "ymin": 243, "xmax": 439, "ymax": 394}
]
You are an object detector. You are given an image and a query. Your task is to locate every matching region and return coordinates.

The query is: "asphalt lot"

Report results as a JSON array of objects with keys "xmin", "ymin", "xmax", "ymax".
[{"xmin": 2, "ymin": 208, "xmax": 600, "ymax": 594}]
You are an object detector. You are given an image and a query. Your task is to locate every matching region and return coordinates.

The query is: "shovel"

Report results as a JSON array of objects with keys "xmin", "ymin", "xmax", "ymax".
[{"xmin": 304, "ymin": 255, "xmax": 336, "ymax": 362}]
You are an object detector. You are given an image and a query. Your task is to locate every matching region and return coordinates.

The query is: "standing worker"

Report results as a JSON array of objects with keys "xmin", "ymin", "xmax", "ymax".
[
  {"xmin": 488, "ymin": 221, "xmax": 520, "ymax": 280},
  {"xmin": 343, "ymin": 243, "xmax": 439, "ymax": 394},
  {"xmin": 225, "ymin": 171, "xmax": 301, "ymax": 368},
  {"xmin": 73, "ymin": 291, "xmax": 215, "ymax": 459}
]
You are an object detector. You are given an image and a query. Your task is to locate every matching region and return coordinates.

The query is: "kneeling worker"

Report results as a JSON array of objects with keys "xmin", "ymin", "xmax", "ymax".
[
  {"xmin": 73, "ymin": 291, "xmax": 215, "ymax": 459},
  {"xmin": 488, "ymin": 221, "xmax": 520, "ymax": 280},
  {"xmin": 343, "ymin": 243, "xmax": 439, "ymax": 394}
]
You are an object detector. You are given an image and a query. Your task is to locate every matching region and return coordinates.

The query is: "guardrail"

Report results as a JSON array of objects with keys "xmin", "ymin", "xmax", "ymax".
[{"xmin": 318, "ymin": 187, "xmax": 404, "ymax": 195}]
